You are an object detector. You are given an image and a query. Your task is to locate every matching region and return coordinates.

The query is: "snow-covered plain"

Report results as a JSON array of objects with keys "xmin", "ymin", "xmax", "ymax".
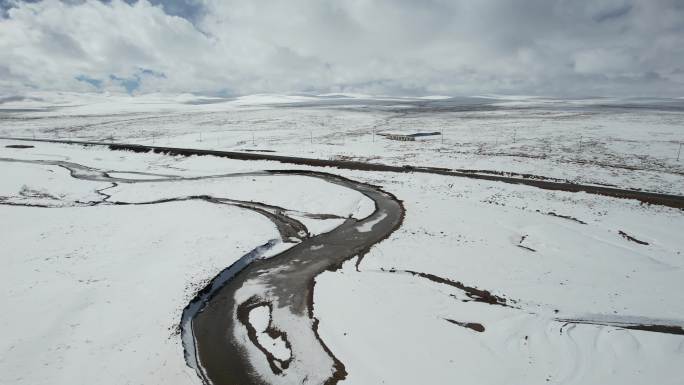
[
  {"xmin": 1, "ymin": 94, "xmax": 683, "ymax": 385},
  {"xmin": 314, "ymin": 171, "xmax": 684, "ymax": 385},
  {"xmin": 0, "ymin": 141, "xmax": 373, "ymax": 385},
  {"xmin": 1, "ymin": 93, "xmax": 682, "ymax": 194},
  {"xmin": 0, "ymin": 201, "xmax": 272, "ymax": 385}
]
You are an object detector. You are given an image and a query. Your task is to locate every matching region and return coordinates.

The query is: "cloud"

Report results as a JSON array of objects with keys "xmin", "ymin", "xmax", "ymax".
[
  {"xmin": 0, "ymin": 0, "xmax": 683, "ymax": 96},
  {"xmin": 593, "ymin": 3, "xmax": 633, "ymax": 23}
]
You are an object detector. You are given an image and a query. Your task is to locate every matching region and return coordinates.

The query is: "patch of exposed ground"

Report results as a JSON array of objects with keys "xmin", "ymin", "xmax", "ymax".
[
  {"xmin": 618, "ymin": 230, "xmax": 649, "ymax": 245},
  {"xmin": 444, "ymin": 319, "xmax": 486, "ymax": 332}
]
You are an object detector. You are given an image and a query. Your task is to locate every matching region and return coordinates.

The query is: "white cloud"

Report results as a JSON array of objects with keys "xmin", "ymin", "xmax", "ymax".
[{"xmin": 0, "ymin": 0, "xmax": 682, "ymax": 96}]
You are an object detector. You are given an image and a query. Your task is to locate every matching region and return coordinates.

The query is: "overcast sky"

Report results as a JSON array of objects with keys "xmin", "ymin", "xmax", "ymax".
[{"xmin": 0, "ymin": 0, "xmax": 683, "ymax": 97}]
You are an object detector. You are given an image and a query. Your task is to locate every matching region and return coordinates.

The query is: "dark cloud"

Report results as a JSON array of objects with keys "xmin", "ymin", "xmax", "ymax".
[
  {"xmin": 0, "ymin": 0, "xmax": 39, "ymax": 18},
  {"xmin": 593, "ymin": 3, "xmax": 633, "ymax": 23}
]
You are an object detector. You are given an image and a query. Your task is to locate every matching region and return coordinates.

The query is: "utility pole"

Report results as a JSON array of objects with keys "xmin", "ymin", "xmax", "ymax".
[
  {"xmin": 252, "ymin": 132, "xmax": 255, "ymax": 146},
  {"xmin": 441, "ymin": 129, "xmax": 444, "ymax": 144},
  {"xmin": 678, "ymin": 142, "xmax": 682, "ymax": 161},
  {"xmin": 579, "ymin": 135, "xmax": 583, "ymax": 152},
  {"xmin": 513, "ymin": 129, "xmax": 516, "ymax": 143},
  {"xmin": 310, "ymin": 131, "xmax": 313, "ymax": 144}
]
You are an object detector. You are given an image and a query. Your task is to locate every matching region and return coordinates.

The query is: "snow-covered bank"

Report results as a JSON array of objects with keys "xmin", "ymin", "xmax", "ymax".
[
  {"xmin": 0, "ymin": 161, "xmax": 109, "ymax": 206},
  {"xmin": 0, "ymin": 201, "xmax": 277, "ymax": 385},
  {"xmin": 0, "ymin": 141, "xmax": 376, "ymax": 385},
  {"xmin": 314, "ymin": 170, "xmax": 684, "ymax": 385}
]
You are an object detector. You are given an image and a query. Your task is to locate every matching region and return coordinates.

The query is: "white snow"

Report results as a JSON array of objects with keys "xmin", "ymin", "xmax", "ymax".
[
  {"xmin": 248, "ymin": 305, "xmax": 292, "ymax": 362},
  {"xmin": 356, "ymin": 211, "xmax": 387, "ymax": 232},
  {"xmin": 0, "ymin": 161, "xmax": 109, "ymax": 206},
  {"xmin": 314, "ymin": 170, "xmax": 684, "ymax": 385},
  {"xmin": 0, "ymin": 201, "xmax": 278, "ymax": 385},
  {"xmin": 0, "ymin": 141, "xmax": 368, "ymax": 385},
  {"xmin": 233, "ymin": 276, "xmax": 338, "ymax": 385},
  {"xmin": 1, "ymin": 94, "xmax": 683, "ymax": 385},
  {"xmin": 107, "ymin": 171, "xmax": 173, "ymax": 180},
  {"xmin": 105, "ymin": 174, "xmax": 374, "ymax": 220},
  {"xmin": 316, "ymin": 259, "xmax": 684, "ymax": 385},
  {"xmin": 2, "ymin": 92, "xmax": 682, "ymax": 195},
  {"xmin": 292, "ymin": 216, "xmax": 346, "ymax": 237}
]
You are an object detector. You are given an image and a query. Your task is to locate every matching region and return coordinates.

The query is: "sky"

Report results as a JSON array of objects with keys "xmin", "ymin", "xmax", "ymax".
[{"xmin": 0, "ymin": 0, "xmax": 683, "ymax": 97}]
